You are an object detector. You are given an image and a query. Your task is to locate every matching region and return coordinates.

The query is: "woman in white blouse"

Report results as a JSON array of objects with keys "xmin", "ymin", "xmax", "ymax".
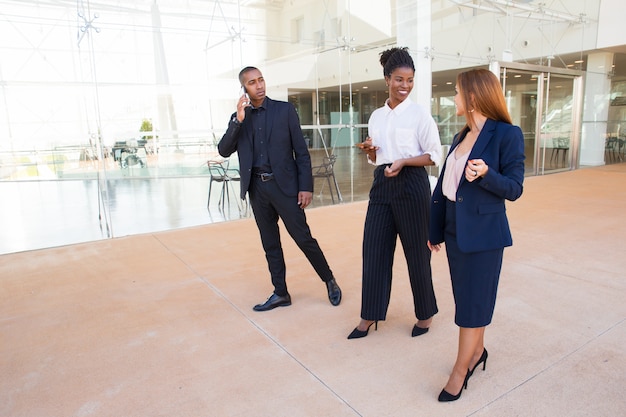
[{"xmin": 348, "ymin": 47, "xmax": 442, "ymax": 339}]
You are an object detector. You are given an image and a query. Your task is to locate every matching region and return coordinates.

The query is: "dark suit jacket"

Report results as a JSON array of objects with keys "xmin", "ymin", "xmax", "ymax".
[
  {"xmin": 429, "ymin": 119, "xmax": 525, "ymax": 253},
  {"xmin": 218, "ymin": 97, "xmax": 313, "ymax": 200}
]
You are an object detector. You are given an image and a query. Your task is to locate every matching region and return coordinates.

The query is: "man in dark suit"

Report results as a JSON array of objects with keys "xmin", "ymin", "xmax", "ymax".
[{"xmin": 218, "ymin": 66, "xmax": 342, "ymax": 311}]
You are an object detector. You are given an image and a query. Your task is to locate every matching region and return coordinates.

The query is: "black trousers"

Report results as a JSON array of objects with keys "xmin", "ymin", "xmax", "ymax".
[
  {"xmin": 249, "ymin": 176, "xmax": 334, "ymax": 296},
  {"xmin": 360, "ymin": 165, "xmax": 438, "ymax": 321}
]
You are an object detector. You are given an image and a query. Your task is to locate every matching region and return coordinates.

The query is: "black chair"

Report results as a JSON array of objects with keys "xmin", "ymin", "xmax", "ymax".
[
  {"xmin": 207, "ymin": 159, "xmax": 248, "ymax": 214},
  {"xmin": 223, "ymin": 163, "xmax": 249, "ymax": 215},
  {"xmin": 550, "ymin": 137, "xmax": 569, "ymax": 166},
  {"xmin": 207, "ymin": 160, "xmax": 229, "ymax": 209},
  {"xmin": 605, "ymin": 136, "xmax": 618, "ymax": 163},
  {"xmin": 312, "ymin": 154, "xmax": 341, "ymax": 203}
]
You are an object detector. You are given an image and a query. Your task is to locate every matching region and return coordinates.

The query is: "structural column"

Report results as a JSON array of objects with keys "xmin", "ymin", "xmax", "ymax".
[
  {"xmin": 396, "ymin": 0, "xmax": 432, "ymax": 109},
  {"xmin": 580, "ymin": 52, "xmax": 613, "ymax": 166},
  {"xmin": 151, "ymin": 2, "xmax": 178, "ymax": 140}
]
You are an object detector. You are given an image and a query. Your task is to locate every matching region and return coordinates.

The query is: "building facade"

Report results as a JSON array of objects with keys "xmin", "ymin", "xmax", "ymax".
[{"xmin": 0, "ymin": 0, "xmax": 624, "ymax": 252}]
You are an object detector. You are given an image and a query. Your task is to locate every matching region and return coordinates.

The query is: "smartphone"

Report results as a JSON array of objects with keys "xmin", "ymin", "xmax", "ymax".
[
  {"xmin": 356, "ymin": 142, "xmax": 376, "ymax": 150},
  {"xmin": 240, "ymin": 86, "xmax": 249, "ymax": 103}
]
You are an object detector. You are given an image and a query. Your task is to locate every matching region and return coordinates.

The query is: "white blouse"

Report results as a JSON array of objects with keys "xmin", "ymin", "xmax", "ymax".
[
  {"xmin": 442, "ymin": 147, "xmax": 471, "ymax": 201},
  {"xmin": 367, "ymin": 97, "xmax": 442, "ymax": 166}
]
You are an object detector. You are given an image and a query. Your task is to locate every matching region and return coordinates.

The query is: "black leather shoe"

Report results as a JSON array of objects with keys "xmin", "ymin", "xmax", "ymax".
[
  {"xmin": 253, "ymin": 293, "xmax": 291, "ymax": 311},
  {"xmin": 325, "ymin": 278, "xmax": 342, "ymax": 306}
]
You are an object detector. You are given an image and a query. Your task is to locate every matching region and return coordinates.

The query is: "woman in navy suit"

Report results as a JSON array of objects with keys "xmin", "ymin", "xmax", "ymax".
[{"xmin": 428, "ymin": 69, "xmax": 525, "ymax": 402}]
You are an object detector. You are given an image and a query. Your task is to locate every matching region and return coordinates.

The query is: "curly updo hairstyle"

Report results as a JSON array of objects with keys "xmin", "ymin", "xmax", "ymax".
[{"xmin": 379, "ymin": 47, "xmax": 415, "ymax": 78}]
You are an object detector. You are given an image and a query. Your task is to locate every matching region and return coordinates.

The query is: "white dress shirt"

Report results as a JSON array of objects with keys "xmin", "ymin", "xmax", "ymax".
[{"xmin": 367, "ymin": 97, "xmax": 442, "ymax": 166}]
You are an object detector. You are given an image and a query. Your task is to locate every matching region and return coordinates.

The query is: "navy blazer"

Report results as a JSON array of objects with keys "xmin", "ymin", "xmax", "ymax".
[
  {"xmin": 429, "ymin": 119, "xmax": 525, "ymax": 253},
  {"xmin": 218, "ymin": 97, "xmax": 313, "ymax": 200}
]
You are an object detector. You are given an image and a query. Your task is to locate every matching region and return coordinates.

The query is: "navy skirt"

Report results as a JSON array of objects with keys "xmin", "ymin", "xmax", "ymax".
[{"xmin": 444, "ymin": 199, "xmax": 503, "ymax": 328}]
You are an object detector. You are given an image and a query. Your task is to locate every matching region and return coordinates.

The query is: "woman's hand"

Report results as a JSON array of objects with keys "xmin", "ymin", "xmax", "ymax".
[
  {"xmin": 357, "ymin": 137, "xmax": 379, "ymax": 162},
  {"xmin": 427, "ymin": 241, "xmax": 441, "ymax": 252},
  {"xmin": 384, "ymin": 159, "xmax": 404, "ymax": 177},
  {"xmin": 465, "ymin": 158, "xmax": 488, "ymax": 182}
]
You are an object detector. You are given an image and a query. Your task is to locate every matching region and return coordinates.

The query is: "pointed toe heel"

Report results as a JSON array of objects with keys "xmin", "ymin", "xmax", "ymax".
[
  {"xmin": 347, "ymin": 320, "xmax": 378, "ymax": 339},
  {"xmin": 438, "ymin": 369, "xmax": 470, "ymax": 403},
  {"xmin": 411, "ymin": 324, "xmax": 429, "ymax": 337},
  {"xmin": 438, "ymin": 388, "xmax": 462, "ymax": 402}
]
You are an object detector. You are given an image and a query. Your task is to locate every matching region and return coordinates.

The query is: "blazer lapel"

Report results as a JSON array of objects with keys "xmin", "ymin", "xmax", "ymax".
[
  {"xmin": 468, "ymin": 119, "xmax": 496, "ymax": 160},
  {"xmin": 452, "ymin": 119, "xmax": 496, "ymax": 186},
  {"xmin": 264, "ymin": 98, "xmax": 275, "ymax": 144}
]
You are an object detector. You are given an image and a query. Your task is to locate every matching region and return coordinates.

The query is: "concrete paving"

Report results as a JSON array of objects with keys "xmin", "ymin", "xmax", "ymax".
[{"xmin": 1, "ymin": 163, "xmax": 625, "ymax": 417}]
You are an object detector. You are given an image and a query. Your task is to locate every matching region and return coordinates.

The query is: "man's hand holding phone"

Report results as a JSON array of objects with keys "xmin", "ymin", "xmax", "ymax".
[{"xmin": 236, "ymin": 87, "xmax": 250, "ymax": 122}]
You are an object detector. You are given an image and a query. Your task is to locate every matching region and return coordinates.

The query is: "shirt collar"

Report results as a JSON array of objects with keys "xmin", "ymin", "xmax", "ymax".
[
  {"xmin": 384, "ymin": 97, "xmax": 412, "ymax": 114},
  {"xmin": 251, "ymin": 97, "xmax": 268, "ymax": 111}
]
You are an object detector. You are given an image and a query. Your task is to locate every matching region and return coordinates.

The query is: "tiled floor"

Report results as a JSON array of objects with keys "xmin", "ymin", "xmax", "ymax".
[{"xmin": 1, "ymin": 163, "xmax": 625, "ymax": 416}]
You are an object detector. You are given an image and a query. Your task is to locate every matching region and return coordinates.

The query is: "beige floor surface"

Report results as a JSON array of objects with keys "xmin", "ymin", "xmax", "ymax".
[{"xmin": 1, "ymin": 164, "xmax": 625, "ymax": 417}]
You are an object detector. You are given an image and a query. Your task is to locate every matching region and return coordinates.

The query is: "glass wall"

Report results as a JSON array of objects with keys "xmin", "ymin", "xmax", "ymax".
[{"xmin": 0, "ymin": 0, "xmax": 623, "ymax": 254}]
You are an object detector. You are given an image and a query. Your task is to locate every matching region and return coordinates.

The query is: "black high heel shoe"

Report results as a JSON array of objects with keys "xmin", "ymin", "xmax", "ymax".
[
  {"xmin": 411, "ymin": 324, "xmax": 429, "ymax": 337},
  {"xmin": 438, "ymin": 369, "xmax": 470, "ymax": 402},
  {"xmin": 469, "ymin": 348, "xmax": 488, "ymax": 377},
  {"xmin": 347, "ymin": 320, "xmax": 378, "ymax": 339}
]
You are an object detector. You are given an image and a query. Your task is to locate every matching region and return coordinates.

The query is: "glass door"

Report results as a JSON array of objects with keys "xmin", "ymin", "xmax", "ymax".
[
  {"xmin": 537, "ymin": 73, "xmax": 578, "ymax": 173},
  {"xmin": 498, "ymin": 63, "xmax": 582, "ymax": 175}
]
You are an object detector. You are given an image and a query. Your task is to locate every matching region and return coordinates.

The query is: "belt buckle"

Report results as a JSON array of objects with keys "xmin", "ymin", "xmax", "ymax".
[{"xmin": 260, "ymin": 173, "xmax": 272, "ymax": 182}]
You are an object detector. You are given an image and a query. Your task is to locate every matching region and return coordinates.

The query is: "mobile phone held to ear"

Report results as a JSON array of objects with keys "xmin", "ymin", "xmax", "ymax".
[{"xmin": 240, "ymin": 86, "xmax": 249, "ymax": 104}]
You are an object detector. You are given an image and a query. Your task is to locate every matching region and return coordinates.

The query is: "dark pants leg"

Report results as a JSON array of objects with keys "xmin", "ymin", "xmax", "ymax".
[
  {"xmin": 394, "ymin": 167, "xmax": 438, "ymax": 320},
  {"xmin": 360, "ymin": 166, "xmax": 438, "ymax": 321},
  {"xmin": 361, "ymin": 197, "xmax": 397, "ymax": 320},
  {"xmin": 249, "ymin": 177, "xmax": 333, "ymax": 296},
  {"xmin": 249, "ymin": 178, "xmax": 287, "ymax": 295}
]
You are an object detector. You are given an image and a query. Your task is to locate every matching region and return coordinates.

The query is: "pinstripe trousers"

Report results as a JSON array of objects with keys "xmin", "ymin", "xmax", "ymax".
[{"xmin": 360, "ymin": 165, "xmax": 438, "ymax": 321}]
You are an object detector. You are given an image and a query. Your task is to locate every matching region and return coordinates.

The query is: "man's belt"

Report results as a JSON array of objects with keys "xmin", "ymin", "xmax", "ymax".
[{"xmin": 254, "ymin": 172, "xmax": 274, "ymax": 182}]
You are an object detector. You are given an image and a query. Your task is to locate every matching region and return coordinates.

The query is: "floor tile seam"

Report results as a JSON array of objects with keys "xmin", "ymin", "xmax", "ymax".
[
  {"xmin": 466, "ymin": 316, "xmax": 626, "ymax": 416},
  {"xmin": 149, "ymin": 233, "xmax": 363, "ymax": 415}
]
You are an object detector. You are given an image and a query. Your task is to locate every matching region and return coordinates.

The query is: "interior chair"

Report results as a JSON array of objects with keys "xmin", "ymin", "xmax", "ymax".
[
  {"xmin": 135, "ymin": 147, "xmax": 147, "ymax": 167},
  {"xmin": 207, "ymin": 160, "xmax": 230, "ymax": 210},
  {"xmin": 605, "ymin": 136, "xmax": 618, "ymax": 163},
  {"xmin": 550, "ymin": 137, "xmax": 569, "ymax": 166},
  {"xmin": 223, "ymin": 163, "xmax": 249, "ymax": 215},
  {"xmin": 207, "ymin": 159, "xmax": 248, "ymax": 214},
  {"xmin": 312, "ymin": 154, "xmax": 341, "ymax": 204}
]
